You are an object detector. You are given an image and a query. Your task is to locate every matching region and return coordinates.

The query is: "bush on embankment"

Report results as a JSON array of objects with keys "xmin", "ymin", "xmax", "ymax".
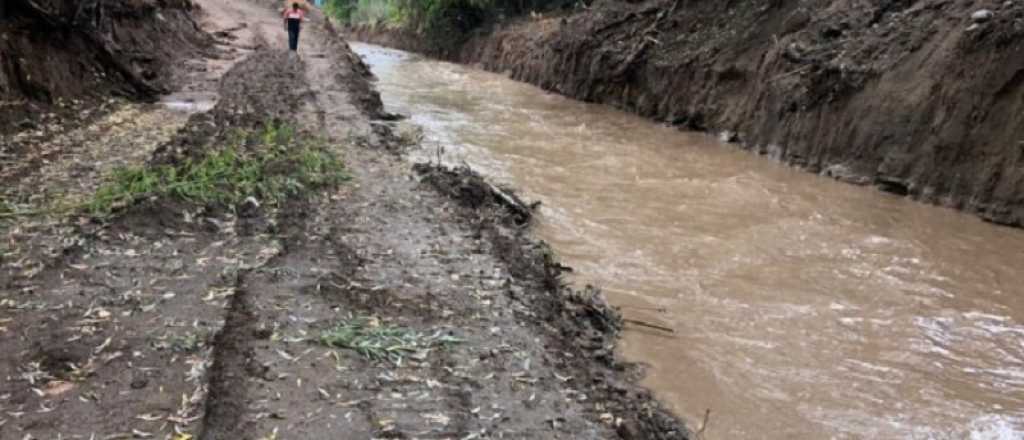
[{"xmin": 325, "ymin": 0, "xmax": 585, "ymax": 46}]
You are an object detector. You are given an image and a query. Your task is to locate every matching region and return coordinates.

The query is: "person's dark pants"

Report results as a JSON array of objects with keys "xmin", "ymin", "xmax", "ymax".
[{"xmin": 287, "ymin": 19, "xmax": 301, "ymax": 51}]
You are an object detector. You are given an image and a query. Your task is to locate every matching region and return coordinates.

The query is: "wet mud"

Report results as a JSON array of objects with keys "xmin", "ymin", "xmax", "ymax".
[
  {"xmin": 1, "ymin": 1, "xmax": 691, "ymax": 439},
  {"xmin": 415, "ymin": 163, "xmax": 687, "ymax": 439}
]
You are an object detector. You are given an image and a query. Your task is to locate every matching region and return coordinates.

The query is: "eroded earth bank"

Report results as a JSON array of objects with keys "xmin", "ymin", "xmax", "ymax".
[
  {"xmin": 0, "ymin": 1, "xmax": 688, "ymax": 439},
  {"xmin": 348, "ymin": 0, "xmax": 1024, "ymax": 228}
]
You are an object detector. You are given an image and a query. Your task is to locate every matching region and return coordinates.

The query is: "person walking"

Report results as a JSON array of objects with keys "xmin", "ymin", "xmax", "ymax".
[{"xmin": 283, "ymin": 3, "xmax": 307, "ymax": 52}]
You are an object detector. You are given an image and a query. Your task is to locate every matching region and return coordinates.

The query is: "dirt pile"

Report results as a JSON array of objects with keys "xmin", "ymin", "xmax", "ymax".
[
  {"xmin": 349, "ymin": 0, "xmax": 1024, "ymax": 227},
  {"xmin": 412, "ymin": 162, "xmax": 537, "ymax": 225},
  {"xmin": 150, "ymin": 50, "xmax": 309, "ymax": 165},
  {"xmin": 0, "ymin": 0, "xmax": 212, "ymax": 132}
]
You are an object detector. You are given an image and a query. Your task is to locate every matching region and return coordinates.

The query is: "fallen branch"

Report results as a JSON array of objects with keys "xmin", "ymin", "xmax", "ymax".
[
  {"xmin": 610, "ymin": 0, "xmax": 679, "ymax": 78},
  {"xmin": 695, "ymin": 409, "xmax": 711, "ymax": 439},
  {"xmin": 484, "ymin": 180, "xmax": 533, "ymax": 223},
  {"xmin": 620, "ymin": 304, "xmax": 667, "ymax": 313},
  {"xmin": 0, "ymin": 207, "xmax": 74, "ymax": 219},
  {"xmin": 769, "ymin": 65, "xmax": 812, "ymax": 82},
  {"xmin": 622, "ymin": 318, "xmax": 675, "ymax": 333}
]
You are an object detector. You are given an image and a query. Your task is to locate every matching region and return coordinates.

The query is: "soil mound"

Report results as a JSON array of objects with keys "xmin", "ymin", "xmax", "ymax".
[
  {"xmin": 150, "ymin": 49, "xmax": 310, "ymax": 165},
  {"xmin": 0, "ymin": 0, "xmax": 212, "ymax": 132}
]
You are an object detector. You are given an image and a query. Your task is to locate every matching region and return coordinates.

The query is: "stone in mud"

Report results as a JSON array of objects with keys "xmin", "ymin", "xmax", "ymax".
[
  {"xmin": 972, "ymin": 9, "xmax": 995, "ymax": 22},
  {"xmin": 875, "ymin": 175, "xmax": 911, "ymax": 196}
]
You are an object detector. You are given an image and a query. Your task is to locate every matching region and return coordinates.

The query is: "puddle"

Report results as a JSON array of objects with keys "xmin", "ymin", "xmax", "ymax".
[{"xmin": 160, "ymin": 92, "xmax": 216, "ymax": 113}]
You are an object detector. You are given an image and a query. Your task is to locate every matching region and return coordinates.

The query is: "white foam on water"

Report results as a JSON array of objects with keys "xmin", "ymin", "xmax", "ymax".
[{"xmin": 966, "ymin": 415, "xmax": 1024, "ymax": 440}]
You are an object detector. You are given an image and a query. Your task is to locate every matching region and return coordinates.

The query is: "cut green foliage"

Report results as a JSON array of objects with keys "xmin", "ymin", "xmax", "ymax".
[
  {"xmin": 87, "ymin": 124, "xmax": 349, "ymax": 217},
  {"xmin": 319, "ymin": 317, "xmax": 462, "ymax": 363},
  {"xmin": 260, "ymin": 122, "xmax": 296, "ymax": 147},
  {"xmin": 150, "ymin": 332, "xmax": 206, "ymax": 353}
]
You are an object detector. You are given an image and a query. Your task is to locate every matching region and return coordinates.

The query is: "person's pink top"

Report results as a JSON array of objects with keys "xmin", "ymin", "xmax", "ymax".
[{"xmin": 283, "ymin": 8, "xmax": 305, "ymax": 20}]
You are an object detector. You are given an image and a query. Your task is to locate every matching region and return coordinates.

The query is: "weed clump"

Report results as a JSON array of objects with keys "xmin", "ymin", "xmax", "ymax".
[
  {"xmin": 88, "ymin": 124, "xmax": 349, "ymax": 217},
  {"xmin": 319, "ymin": 316, "xmax": 462, "ymax": 364}
]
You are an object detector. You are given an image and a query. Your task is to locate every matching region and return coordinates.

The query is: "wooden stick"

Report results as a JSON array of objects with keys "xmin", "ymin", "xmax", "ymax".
[
  {"xmin": 770, "ymin": 65, "xmax": 812, "ymax": 82},
  {"xmin": 623, "ymin": 318, "xmax": 675, "ymax": 333},
  {"xmin": 696, "ymin": 409, "xmax": 711, "ymax": 439}
]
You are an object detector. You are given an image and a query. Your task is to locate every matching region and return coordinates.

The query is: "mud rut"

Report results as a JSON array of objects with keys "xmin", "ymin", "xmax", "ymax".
[{"xmin": 0, "ymin": 1, "xmax": 686, "ymax": 439}]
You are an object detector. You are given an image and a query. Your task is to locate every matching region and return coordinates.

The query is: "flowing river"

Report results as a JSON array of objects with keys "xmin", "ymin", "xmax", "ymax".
[{"xmin": 351, "ymin": 43, "xmax": 1024, "ymax": 440}]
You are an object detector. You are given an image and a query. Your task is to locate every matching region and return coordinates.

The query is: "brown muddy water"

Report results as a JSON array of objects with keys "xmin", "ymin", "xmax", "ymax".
[{"xmin": 351, "ymin": 43, "xmax": 1024, "ymax": 440}]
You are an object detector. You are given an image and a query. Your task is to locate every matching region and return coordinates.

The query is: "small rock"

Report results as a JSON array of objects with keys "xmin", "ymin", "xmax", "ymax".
[
  {"xmin": 253, "ymin": 327, "xmax": 273, "ymax": 339},
  {"xmin": 616, "ymin": 420, "xmax": 642, "ymax": 440},
  {"xmin": 238, "ymin": 196, "xmax": 261, "ymax": 218},
  {"xmin": 967, "ymin": 23, "xmax": 982, "ymax": 31},
  {"xmin": 972, "ymin": 9, "xmax": 994, "ymax": 23}
]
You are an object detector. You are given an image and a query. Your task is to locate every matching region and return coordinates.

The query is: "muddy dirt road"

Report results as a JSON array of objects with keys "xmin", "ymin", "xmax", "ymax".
[
  {"xmin": 0, "ymin": 1, "xmax": 686, "ymax": 439},
  {"xmin": 353, "ymin": 43, "xmax": 1024, "ymax": 440}
]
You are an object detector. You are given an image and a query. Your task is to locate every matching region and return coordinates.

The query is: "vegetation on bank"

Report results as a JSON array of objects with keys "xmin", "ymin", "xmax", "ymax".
[
  {"xmin": 325, "ymin": 0, "xmax": 587, "ymax": 41},
  {"xmin": 0, "ymin": 124, "xmax": 348, "ymax": 220}
]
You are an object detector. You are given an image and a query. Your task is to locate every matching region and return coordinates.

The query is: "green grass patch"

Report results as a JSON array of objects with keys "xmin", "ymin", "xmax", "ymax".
[
  {"xmin": 319, "ymin": 316, "xmax": 462, "ymax": 364},
  {"xmin": 88, "ymin": 124, "xmax": 349, "ymax": 217}
]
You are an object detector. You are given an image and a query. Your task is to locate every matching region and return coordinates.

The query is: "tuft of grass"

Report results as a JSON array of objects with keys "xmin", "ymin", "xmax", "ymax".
[
  {"xmin": 260, "ymin": 121, "xmax": 296, "ymax": 147},
  {"xmin": 87, "ymin": 124, "xmax": 349, "ymax": 217},
  {"xmin": 319, "ymin": 317, "xmax": 462, "ymax": 364}
]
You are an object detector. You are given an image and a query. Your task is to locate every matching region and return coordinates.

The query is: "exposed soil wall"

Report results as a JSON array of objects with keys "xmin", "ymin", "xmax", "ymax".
[
  {"xmin": 348, "ymin": 0, "xmax": 1024, "ymax": 227},
  {"xmin": 0, "ymin": 0, "xmax": 211, "ymax": 130}
]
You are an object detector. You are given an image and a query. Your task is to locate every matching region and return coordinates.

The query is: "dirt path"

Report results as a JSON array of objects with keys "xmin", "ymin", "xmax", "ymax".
[{"xmin": 0, "ymin": 1, "xmax": 688, "ymax": 439}]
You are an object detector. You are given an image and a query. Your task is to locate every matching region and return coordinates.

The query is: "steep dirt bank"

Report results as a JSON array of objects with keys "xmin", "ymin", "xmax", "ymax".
[
  {"xmin": 1, "ymin": 1, "xmax": 690, "ymax": 438},
  {"xmin": 348, "ymin": 0, "xmax": 1024, "ymax": 227},
  {"xmin": 0, "ymin": 0, "xmax": 212, "ymax": 132}
]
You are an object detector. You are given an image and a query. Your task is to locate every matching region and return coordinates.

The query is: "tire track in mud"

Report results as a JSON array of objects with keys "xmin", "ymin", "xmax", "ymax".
[
  {"xmin": 0, "ymin": 200, "xmax": 281, "ymax": 438},
  {"xmin": 0, "ymin": 8, "xmax": 286, "ymax": 439},
  {"xmin": 192, "ymin": 3, "xmax": 689, "ymax": 439},
  {"xmin": 198, "ymin": 278, "xmax": 261, "ymax": 439},
  {"xmin": 1, "ymin": 8, "xmax": 324, "ymax": 436},
  {"xmin": 189, "ymin": 11, "xmax": 478, "ymax": 434}
]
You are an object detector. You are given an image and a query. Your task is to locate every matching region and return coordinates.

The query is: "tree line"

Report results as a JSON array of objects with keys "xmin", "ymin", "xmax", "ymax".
[{"xmin": 324, "ymin": 0, "xmax": 587, "ymax": 33}]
